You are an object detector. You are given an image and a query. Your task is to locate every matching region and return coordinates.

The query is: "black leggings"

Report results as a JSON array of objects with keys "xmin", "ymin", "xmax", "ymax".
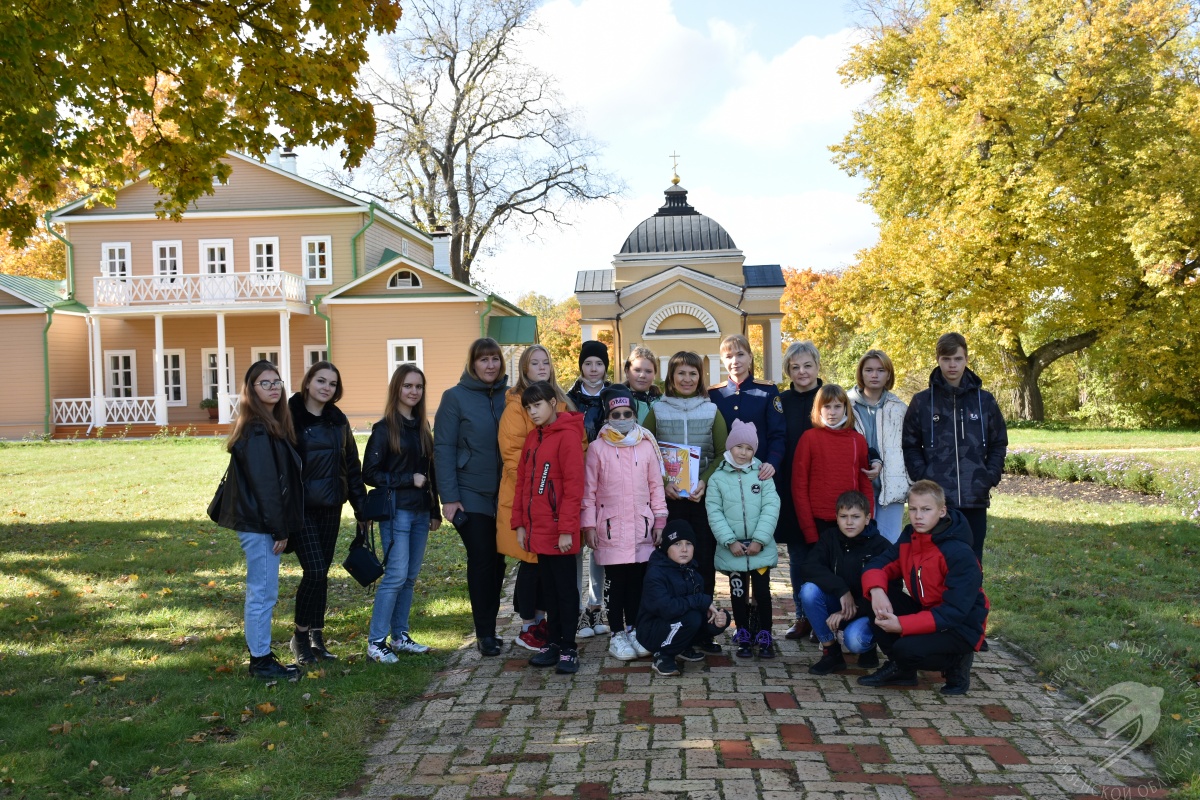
[
  {"xmin": 727, "ymin": 568, "xmax": 772, "ymax": 635},
  {"xmin": 870, "ymin": 588, "xmax": 973, "ymax": 671},
  {"xmin": 666, "ymin": 498, "xmax": 716, "ymax": 595},
  {"xmin": 513, "ymin": 560, "xmax": 541, "ymax": 621},
  {"xmin": 538, "ymin": 553, "xmax": 579, "ymax": 650},
  {"xmin": 603, "ymin": 562, "xmax": 646, "ymax": 632},
  {"xmin": 457, "ymin": 512, "xmax": 505, "ymax": 638},
  {"xmin": 294, "ymin": 507, "xmax": 342, "ymax": 628}
]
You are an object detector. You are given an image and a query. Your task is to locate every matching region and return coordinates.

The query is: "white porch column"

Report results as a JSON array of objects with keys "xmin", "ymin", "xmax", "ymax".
[
  {"xmin": 707, "ymin": 354, "xmax": 722, "ymax": 386},
  {"xmin": 278, "ymin": 311, "xmax": 292, "ymax": 390},
  {"xmin": 153, "ymin": 314, "xmax": 167, "ymax": 425},
  {"xmin": 580, "ymin": 322, "xmax": 596, "ymax": 342},
  {"xmin": 658, "ymin": 355, "xmax": 669, "ymax": 378},
  {"xmin": 766, "ymin": 317, "xmax": 783, "ymax": 384},
  {"xmin": 92, "ymin": 317, "xmax": 107, "ymax": 427},
  {"xmin": 216, "ymin": 312, "xmax": 230, "ymax": 424}
]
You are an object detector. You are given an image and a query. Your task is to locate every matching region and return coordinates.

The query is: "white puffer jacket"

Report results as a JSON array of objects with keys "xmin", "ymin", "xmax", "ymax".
[{"xmin": 849, "ymin": 387, "xmax": 912, "ymax": 506}]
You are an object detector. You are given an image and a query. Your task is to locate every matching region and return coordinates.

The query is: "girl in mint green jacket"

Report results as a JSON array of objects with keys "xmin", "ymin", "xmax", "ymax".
[{"xmin": 705, "ymin": 420, "xmax": 780, "ymax": 658}]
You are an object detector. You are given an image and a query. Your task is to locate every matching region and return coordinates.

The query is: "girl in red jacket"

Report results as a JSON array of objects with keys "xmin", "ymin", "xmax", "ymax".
[
  {"xmin": 513, "ymin": 382, "xmax": 587, "ymax": 674},
  {"xmin": 792, "ymin": 385, "xmax": 875, "ymax": 546}
]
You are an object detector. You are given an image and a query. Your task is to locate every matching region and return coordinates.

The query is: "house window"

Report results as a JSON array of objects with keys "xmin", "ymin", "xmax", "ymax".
[
  {"xmin": 153, "ymin": 241, "xmax": 182, "ymax": 277},
  {"xmin": 387, "ymin": 339, "xmax": 423, "ymax": 376},
  {"xmin": 199, "ymin": 239, "xmax": 234, "ymax": 274},
  {"xmin": 304, "ymin": 345, "xmax": 328, "ymax": 367},
  {"xmin": 249, "ymin": 237, "xmax": 279, "ymax": 273},
  {"xmin": 251, "ymin": 347, "xmax": 281, "ymax": 369},
  {"xmin": 159, "ymin": 349, "xmax": 186, "ymax": 407},
  {"xmin": 401, "ymin": 239, "xmax": 410, "ymax": 257},
  {"xmin": 101, "ymin": 243, "xmax": 131, "ymax": 278},
  {"xmin": 201, "ymin": 348, "xmax": 235, "ymax": 400},
  {"xmin": 302, "ymin": 236, "xmax": 332, "ymax": 283},
  {"xmin": 387, "ymin": 269, "xmax": 421, "ymax": 289},
  {"xmin": 105, "ymin": 350, "xmax": 137, "ymax": 398}
]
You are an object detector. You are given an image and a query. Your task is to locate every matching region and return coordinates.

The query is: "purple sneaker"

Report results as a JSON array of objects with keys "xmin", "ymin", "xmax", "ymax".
[{"xmin": 755, "ymin": 630, "xmax": 775, "ymax": 659}]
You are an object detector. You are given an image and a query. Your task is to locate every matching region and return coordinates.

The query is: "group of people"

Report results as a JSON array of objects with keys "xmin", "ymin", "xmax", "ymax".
[{"xmin": 213, "ymin": 329, "xmax": 1006, "ymax": 694}]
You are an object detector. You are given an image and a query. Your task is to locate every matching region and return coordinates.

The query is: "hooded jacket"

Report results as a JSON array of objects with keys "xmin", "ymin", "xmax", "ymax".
[
  {"xmin": 362, "ymin": 414, "xmax": 440, "ymax": 521},
  {"xmin": 775, "ymin": 379, "xmax": 822, "ymax": 545},
  {"xmin": 567, "ymin": 378, "xmax": 611, "ymax": 442},
  {"xmin": 433, "ymin": 370, "xmax": 508, "ymax": 516},
  {"xmin": 512, "ymin": 411, "xmax": 586, "ymax": 556},
  {"xmin": 791, "ymin": 425, "xmax": 875, "ymax": 544},
  {"xmin": 580, "ymin": 427, "xmax": 668, "ymax": 566},
  {"xmin": 801, "ymin": 518, "xmax": 893, "ymax": 618},
  {"xmin": 901, "ymin": 367, "xmax": 1008, "ymax": 509},
  {"xmin": 706, "ymin": 456, "xmax": 780, "ymax": 573},
  {"xmin": 637, "ymin": 548, "xmax": 713, "ymax": 627},
  {"xmin": 847, "ymin": 387, "xmax": 912, "ymax": 507},
  {"xmin": 287, "ymin": 394, "xmax": 367, "ymax": 515},
  {"xmin": 215, "ymin": 421, "xmax": 304, "ymax": 540},
  {"xmin": 861, "ymin": 509, "xmax": 990, "ymax": 649}
]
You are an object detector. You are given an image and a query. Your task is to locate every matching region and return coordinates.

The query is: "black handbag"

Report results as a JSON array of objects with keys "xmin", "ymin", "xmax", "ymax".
[
  {"xmin": 207, "ymin": 468, "xmax": 229, "ymax": 523},
  {"xmin": 361, "ymin": 487, "xmax": 392, "ymax": 522},
  {"xmin": 342, "ymin": 523, "xmax": 385, "ymax": 587}
]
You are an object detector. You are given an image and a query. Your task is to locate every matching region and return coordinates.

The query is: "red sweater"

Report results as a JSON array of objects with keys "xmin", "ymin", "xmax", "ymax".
[
  {"xmin": 512, "ymin": 411, "xmax": 586, "ymax": 555},
  {"xmin": 791, "ymin": 425, "xmax": 875, "ymax": 543}
]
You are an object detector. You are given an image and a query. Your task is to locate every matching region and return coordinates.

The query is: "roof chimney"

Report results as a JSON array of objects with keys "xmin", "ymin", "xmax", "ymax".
[
  {"xmin": 432, "ymin": 225, "xmax": 451, "ymax": 275},
  {"xmin": 280, "ymin": 147, "xmax": 298, "ymax": 174}
]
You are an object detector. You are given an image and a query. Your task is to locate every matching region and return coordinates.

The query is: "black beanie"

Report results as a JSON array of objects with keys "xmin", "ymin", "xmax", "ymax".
[
  {"xmin": 599, "ymin": 384, "xmax": 634, "ymax": 418},
  {"xmin": 579, "ymin": 340, "xmax": 610, "ymax": 372},
  {"xmin": 659, "ymin": 520, "xmax": 698, "ymax": 552}
]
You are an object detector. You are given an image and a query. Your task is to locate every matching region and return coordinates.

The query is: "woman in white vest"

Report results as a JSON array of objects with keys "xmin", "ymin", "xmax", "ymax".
[{"xmin": 643, "ymin": 351, "xmax": 729, "ymax": 655}]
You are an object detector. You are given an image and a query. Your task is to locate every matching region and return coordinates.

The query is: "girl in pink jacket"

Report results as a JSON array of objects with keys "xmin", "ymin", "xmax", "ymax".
[{"xmin": 582, "ymin": 385, "xmax": 668, "ymax": 661}]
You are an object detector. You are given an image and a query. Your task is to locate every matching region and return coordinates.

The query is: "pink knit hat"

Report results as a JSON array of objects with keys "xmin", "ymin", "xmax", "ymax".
[{"xmin": 726, "ymin": 419, "xmax": 758, "ymax": 454}]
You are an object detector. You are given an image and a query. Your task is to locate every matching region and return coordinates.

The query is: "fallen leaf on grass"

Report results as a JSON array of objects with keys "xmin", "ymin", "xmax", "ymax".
[
  {"xmin": 170, "ymin": 784, "xmax": 188, "ymax": 797},
  {"xmin": 171, "ymin": 635, "xmax": 200, "ymax": 647},
  {"xmin": 0, "ymin": 688, "xmax": 16, "ymax": 696},
  {"xmin": 101, "ymin": 775, "xmax": 115, "ymax": 786},
  {"xmin": 214, "ymin": 665, "xmax": 232, "ymax": 673},
  {"xmin": 263, "ymin": 742, "xmax": 275, "ymax": 751},
  {"xmin": 184, "ymin": 734, "xmax": 207, "ymax": 744},
  {"xmin": 276, "ymin": 721, "xmax": 288, "ymax": 728},
  {"xmin": 88, "ymin": 761, "xmax": 99, "ymax": 771},
  {"xmin": 199, "ymin": 713, "xmax": 222, "ymax": 722},
  {"xmin": 255, "ymin": 702, "xmax": 276, "ymax": 714},
  {"xmin": 240, "ymin": 710, "xmax": 253, "ymax": 723},
  {"xmin": 108, "ymin": 675, "xmax": 126, "ymax": 683},
  {"xmin": 305, "ymin": 670, "xmax": 324, "ymax": 679},
  {"xmin": 49, "ymin": 721, "xmax": 73, "ymax": 734}
]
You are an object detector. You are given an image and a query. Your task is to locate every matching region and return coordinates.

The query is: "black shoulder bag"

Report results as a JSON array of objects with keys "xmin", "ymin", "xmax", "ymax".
[{"xmin": 343, "ymin": 522, "xmax": 385, "ymax": 587}]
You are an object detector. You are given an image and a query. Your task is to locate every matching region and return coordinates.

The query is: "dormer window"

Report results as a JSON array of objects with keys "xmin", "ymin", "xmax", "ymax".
[{"xmin": 388, "ymin": 269, "xmax": 421, "ymax": 289}]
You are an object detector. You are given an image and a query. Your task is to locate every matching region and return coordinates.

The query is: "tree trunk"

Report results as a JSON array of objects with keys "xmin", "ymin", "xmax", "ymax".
[{"xmin": 1003, "ymin": 330, "xmax": 1100, "ymax": 421}]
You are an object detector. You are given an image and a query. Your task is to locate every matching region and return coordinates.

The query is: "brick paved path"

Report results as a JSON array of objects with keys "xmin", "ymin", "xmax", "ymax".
[{"xmin": 347, "ymin": 553, "xmax": 1164, "ymax": 799}]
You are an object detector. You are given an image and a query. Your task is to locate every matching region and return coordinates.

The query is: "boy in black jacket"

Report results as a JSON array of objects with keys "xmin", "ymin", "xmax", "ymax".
[
  {"xmin": 636, "ymin": 521, "xmax": 731, "ymax": 676},
  {"xmin": 800, "ymin": 491, "xmax": 890, "ymax": 675},
  {"xmin": 901, "ymin": 332, "xmax": 1007, "ymax": 565}
]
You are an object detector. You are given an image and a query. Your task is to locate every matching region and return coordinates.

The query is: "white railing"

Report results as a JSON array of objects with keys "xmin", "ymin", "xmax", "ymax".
[
  {"xmin": 225, "ymin": 394, "xmax": 241, "ymax": 421},
  {"xmin": 104, "ymin": 397, "xmax": 158, "ymax": 424},
  {"xmin": 53, "ymin": 398, "xmax": 93, "ymax": 425},
  {"xmin": 93, "ymin": 272, "xmax": 307, "ymax": 307}
]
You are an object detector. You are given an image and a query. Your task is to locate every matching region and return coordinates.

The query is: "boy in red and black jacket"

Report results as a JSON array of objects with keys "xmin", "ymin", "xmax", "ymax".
[
  {"xmin": 513, "ymin": 382, "xmax": 586, "ymax": 674},
  {"xmin": 857, "ymin": 479, "xmax": 989, "ymax": 695}
]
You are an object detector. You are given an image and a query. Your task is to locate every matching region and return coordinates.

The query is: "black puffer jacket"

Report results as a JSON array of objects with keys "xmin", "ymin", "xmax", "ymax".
[
  {"xmin": 288, "ymin": 394, "xmax": 367, "ymax": 516},
  {"xmin": 215, "ymin": 421, "xmax": 304, "ymax": 540},
  {"xmin": 637, "ymin": 548, "xmax": 712, "ymax": 628},
  {"xmin": 801, "ymin": 518, "xmax": 893, "ymax": 618},
  {"xmin": 901, "ymin": 368, "xmax": 1007, "ymax": 509},
  {"xmin": 362, "ymin": 415, "xmax": 441, "ymax": 522},
  {"xmin": 775, "ymin": 379, "xmax": 822, "ymax": 545},
  {"xmin": 567, "ymin": 379, "xmax": 611, "ymax": 443}
]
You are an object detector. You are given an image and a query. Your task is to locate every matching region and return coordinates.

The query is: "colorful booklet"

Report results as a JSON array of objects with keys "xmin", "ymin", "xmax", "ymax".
[{"xmin": 659, "ymin": 442, "xmax": 701, "ymax": 497}]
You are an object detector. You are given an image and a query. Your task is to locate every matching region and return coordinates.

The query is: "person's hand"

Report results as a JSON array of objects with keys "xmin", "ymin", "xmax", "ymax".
[
  {"xmin": 557, "ymin": 533, "xmax": 573, "ymax": 553},
  {"xmin": 826, "ymin": 611, "xmax": 844, "ymax": 632},
  {"xmin": 757, "ymin": 462, "xmax": 776, "ymax": 480},
  {"xmin": 729, "ymin": 541, "xmax": 746, "ymax": 556},
  {"xmin": 862, "ymin": 460, "xmax": 882, "ymax": 481},
  {"xmin": 413, "ymin": 473, "xmax": 427, "ymax": 488},
  {"xmin": 874, "ymin": 610, "xmax": 901, "ymax": 633},
  {"xmin": 272, "ymin": 538, "xmax": 288, "ymax": 555},
  {"xmin": 356, "ymin": 520, "xmax": 370, "ymax": 535},
  {"xmin": 839, "ymin": 591, "xmax": 857, "ymax": 619},
  {"xmin": 584, "ymin": 527, "xmax": 597, "ymax": 549},
  {"xmin": 429, "ymin": 518, "xmax": 440, "ymax": 532},
  {"xmin": 746, "ymin": 541, "xmax": 763, "ymax": 556},
  {"xmin": 689, "ymin": 480, "xmax": 706, "ymax": 501},
  {"xmin": 664, "ymin": 482, "xmax": 682, "ymax": 500},
  {"xmin": 516, "ymin": 527, "xmax": 527, "ymax": 550},
  {"xmin": 869, "ymin": 587, "xmax": 893, "ymax": 618},
  {"xmin": 442, "ymin": 502, "xmax": 463, "ymax": 522}
]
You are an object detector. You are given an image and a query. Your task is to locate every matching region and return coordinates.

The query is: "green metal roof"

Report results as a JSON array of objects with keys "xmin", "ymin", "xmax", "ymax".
[
  {"xmin": 377, "ymin": 248, "xmax": 401, "ymax": 266},
  {"xmin": 0, "ymin": 274, "xmax": 70, "ymax": 307},
  {"xmin": 487, "ymin": 315, "xmax": 538, "ymax": 345}
]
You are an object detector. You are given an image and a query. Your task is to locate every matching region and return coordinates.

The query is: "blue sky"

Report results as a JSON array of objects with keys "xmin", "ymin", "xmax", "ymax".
[{"xmin": 303, "ymin": 0, "xmax": 879, "ymax": 301}]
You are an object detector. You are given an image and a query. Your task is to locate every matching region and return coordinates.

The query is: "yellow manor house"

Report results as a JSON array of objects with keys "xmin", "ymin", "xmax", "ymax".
[
  {"xmin": 0, "ymin": 151, "xmax": 534, "ymax": 439},
  {"xmin": 575, "ymin": 177, "xmax": 786, "ymax": 385}
]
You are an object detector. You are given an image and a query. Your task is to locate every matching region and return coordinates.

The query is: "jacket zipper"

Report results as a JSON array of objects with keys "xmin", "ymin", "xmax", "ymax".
[
  {"xmin": 952, "ymin": 394, "xmax": 962, "ymax": 505},
  {"xmin": 916, "ymin": 565, "xmax": 926, "ymax": 602},
  {"xmin": 606, "ymin": 518, "xmax": 612, "ymax": 540},
  {"xmin": 548, "ymin": 480, "xmax": 558, "ymax": 522}
]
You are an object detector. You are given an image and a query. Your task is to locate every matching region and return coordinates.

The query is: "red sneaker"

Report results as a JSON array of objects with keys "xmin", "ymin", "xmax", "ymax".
[{"xmin": 516, "ymin": 626, "xmax": 547, "ymax": 651}]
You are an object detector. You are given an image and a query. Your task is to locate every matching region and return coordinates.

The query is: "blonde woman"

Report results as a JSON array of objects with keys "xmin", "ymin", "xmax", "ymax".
[{"xmin": 848, "ymin": 350, "xmax": 911, "ymax": 543}]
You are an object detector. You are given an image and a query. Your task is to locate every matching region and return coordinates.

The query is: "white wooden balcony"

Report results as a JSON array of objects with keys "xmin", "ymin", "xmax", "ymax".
[{"xmin": 93, "ymin": 272, "xmax": 306, "ymax": 308}]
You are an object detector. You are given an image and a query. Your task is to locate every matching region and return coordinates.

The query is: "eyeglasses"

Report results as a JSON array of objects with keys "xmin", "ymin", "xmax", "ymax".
[
  {"xmin": 256, "ymin": 379, "xmax": 284, "ymax": 390},
  {"xmin": 608, "ymin": 410, "xmax": 635, "ymax": 420}
]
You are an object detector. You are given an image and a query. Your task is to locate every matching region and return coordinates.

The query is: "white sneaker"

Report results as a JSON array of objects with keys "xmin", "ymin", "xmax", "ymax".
[
  {"xmin": 608, "ymin": 631, "xmax": 636, "ymax": 661},
  {"xmin": 577, "ymin": 608, "xmax": 596, "ymax": 639},
  {"xmin": 628, "ymin": 629, "xmax": 651, "ymax": 658},
  {"xmin": 391, "ymin": 632, "xmax": 431, "ymax": 654},
  {"xmin": 367, "ymin": 639, "xmax": 399, "ymax": 664},
  {"xmin": 592, "ymin": 607, "xmax": 611, "ymax": 635}
]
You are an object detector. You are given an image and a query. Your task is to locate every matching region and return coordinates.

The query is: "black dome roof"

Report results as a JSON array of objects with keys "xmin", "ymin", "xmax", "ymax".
[{"xmin": 619, "ymin": 183, "xmax": 736, "ymax": 254}]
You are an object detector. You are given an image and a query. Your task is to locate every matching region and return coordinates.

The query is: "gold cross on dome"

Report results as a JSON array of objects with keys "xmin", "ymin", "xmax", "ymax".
[{"xmin": 669, "ymin": 151, "xmax": 681, "ymax": 184}]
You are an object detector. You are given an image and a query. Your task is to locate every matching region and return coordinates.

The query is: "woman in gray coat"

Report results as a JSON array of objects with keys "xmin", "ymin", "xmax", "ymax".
[{"xmin": 434, "ymin": 337, "xmax": 509, "ymax": 656}]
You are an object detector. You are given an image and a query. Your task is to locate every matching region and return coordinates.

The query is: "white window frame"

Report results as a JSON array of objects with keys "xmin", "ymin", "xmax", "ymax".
[
  {"xmin": 251, "ymin": 347, "xmax": 282, "ymax": 369},
  {"xmin": 199, "ymin": 239, "xmax": 234, "ymax": 274},
  {"xmin": 302, "ymin": 235, "xmax": 332, "ymax": 284},
  {"xmin": 401, "ymin": 239, "xmax": 410, "ymax": 257},
  {"xmin": 387, "ymin": 339, "xmax": 424, "ymax": 377},
  {"xmin": 105, "ymin": 350, "xmax": 137, "ymax": 398},
  {"xmin": 304, "ymin": 345, "xmax": 328, "ymax": 368},
  {"xmin": 157, "ymin": 348, "xmax": 187, "ymax": 407},
  {"xmin": 248, "ymin": 237, "xmax": 280, "ymax": 273},
  {"xmin": 152, "ymin": 240, "xmax": 182, "ymax": 278},
  {"xmin": 101, "ymin": 242, "xmax": 131, "ymax": 279},
  {"xmin": 201, "ymin": 348, "xmax": 236, "ymax": 401},
  {"xmin": 387, "ymin": 269, "xmax": 422, "ymax": 289}
]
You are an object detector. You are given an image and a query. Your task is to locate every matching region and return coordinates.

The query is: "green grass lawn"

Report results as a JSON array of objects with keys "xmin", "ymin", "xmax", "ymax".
[
  {"xmin": 0, "ymin": 438, "xmax": 471, "ymax": 800},
  {"xmin": 1009, "ymin": 428, "xmax": 1200, "ymax": 470},
  {"xmin": 987, "ymin": 491, "xmax": 1200, "ymax": 797}
]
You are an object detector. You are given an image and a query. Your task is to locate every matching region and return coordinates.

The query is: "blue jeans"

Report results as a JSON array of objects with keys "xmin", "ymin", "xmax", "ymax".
[
  {"xmin": 788, "ymin": 542, "xmax": 810, "ymax": 617},
  {"xmin": 369, "ymin": 509, "xmax": 430, "ymax": 643},
  {"xmin": 238, "ymin": 532, "xmax": 281, "ymax": 658},
  {"xmin": 798, "ymin": 582, "xmax": 875, "ymax": 653},
  {"xmin": 874, "ymin": 502, "xmax": 905, "ymax": 544},
  {"xmin": 576, "ymin": 547, "xmax": 606, "ymax": 608}
]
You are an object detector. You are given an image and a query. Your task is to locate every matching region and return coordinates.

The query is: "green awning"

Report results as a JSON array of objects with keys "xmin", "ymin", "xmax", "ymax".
[{"xmin": 487, "ymin": 315, "xmax": 538, "ymax": 345}]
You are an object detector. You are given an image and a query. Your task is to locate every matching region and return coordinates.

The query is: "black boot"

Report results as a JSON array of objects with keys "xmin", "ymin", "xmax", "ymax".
[
  {"xmin": 856, "ymin": 659, "xmax": 918, "ymax": 687},
  {"xmin": 941, "ymin": 651, "xmax": 974, "ymax": 695},
  {"xmin": 248, "ymin": 651, "xmax": 300, "ymax": 681},
  {"xmin": 308, "ymin": 629, "xmax": 338, "ymax": 661},
  {"xmin": 856, "ymin": 646, "xmax": 880, "ymax": 669},
  {"xmin": 290, "ymin": 629, "xmax": 318, "ymax": 667},
  {"xmin": 808, "ymin": 642, "xmax": 846, "ymax": 675}
]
